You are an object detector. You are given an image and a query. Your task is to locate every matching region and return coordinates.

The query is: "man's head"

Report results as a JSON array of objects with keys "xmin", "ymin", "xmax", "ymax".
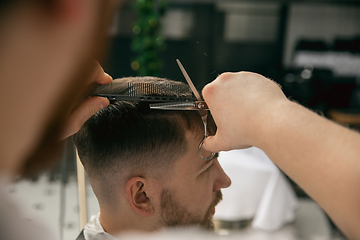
[{"xmin": 73, "ymin": 76, "xmax": 231, "ymax": 233}]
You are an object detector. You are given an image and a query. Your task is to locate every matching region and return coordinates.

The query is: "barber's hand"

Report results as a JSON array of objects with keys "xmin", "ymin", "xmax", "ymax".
[
  {"xmin": 61, "ymin": 62, "xmax": 112, "ymax": 140},
  {"xmin": 202, "ymin": 71, "xmax": 288, "ymax": 152}
]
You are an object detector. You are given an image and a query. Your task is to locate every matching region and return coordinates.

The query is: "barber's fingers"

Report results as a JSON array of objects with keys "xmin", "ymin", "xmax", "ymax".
[
  {"xmin": 89, "ymin": 61, "xmax": 112, "ymax": 84},
  {"xmin": 79, "ymin": 61, "xmax": 112, "ymax": 101},
  {"xmin": 202, "ymin": 134, "xmax": 238, "ymax": 153},
  {"xmin": 202, "ymin": 136, "xmax": 222, "ymax": 154},
  {"xmin": 61, "ymin": 62, "xmax": 112, "ymax": 140},
  {"xmin": 89, "ymin": 61, "xmax": 113, "ymax": 85},
  {"xmin": 61, "ymin": 96, "xmax": 109, "ymax": 140},
  {"xmin": 203, "ymin": 134, "xmax": 252, "ymax": 153}
]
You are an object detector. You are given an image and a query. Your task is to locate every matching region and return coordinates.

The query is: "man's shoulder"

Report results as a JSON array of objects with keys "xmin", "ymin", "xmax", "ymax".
[
  {"xmin": 75, "ymin": 229, "xmax": 85, "ymax": 240},
  {"xmin": 83, "ymin": 213, "xmax": 119, "ymax": 240}
]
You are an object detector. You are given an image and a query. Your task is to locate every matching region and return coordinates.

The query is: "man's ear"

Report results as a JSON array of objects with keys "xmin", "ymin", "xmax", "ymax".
[{"xmin": 124, "ymin": 177, "xmax": 154, "ymax": 217}]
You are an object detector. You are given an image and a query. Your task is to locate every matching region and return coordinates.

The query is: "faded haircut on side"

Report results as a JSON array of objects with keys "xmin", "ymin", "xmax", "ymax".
[{"xmin": 73, "ymin": 76, "xmax": 216, "ymax": 203}]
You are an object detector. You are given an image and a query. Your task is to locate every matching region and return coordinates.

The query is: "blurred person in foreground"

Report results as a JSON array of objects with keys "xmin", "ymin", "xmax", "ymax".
[
  {"xmin": 73, "ymin": 77, "xmax": 231, "ymax": 239},
  {"xmin": 0, "ymin": 1, "xmax": 120, "ymax": 240}
]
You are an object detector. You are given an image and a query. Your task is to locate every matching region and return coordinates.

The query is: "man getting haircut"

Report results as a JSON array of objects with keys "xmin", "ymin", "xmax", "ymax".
[{"xmin": 73, "ymin": 76, "xmax": 231, "ymax": 239}]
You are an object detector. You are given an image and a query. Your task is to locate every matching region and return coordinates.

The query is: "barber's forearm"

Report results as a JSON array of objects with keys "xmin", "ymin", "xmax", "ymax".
[{"xmin": 258, "ymin": 101, "xmax": 360, "ymax": 240}]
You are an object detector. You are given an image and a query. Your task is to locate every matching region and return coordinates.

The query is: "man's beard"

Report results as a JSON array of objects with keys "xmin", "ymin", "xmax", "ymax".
[{"xmin": 160, "ymin": 189, "xmax": 222, "ymax": 230}]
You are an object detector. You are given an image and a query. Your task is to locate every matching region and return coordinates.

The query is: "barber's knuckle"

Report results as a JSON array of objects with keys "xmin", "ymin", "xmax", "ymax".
[
  {"xmin": 72, "ymin": 119, "xmax": 83, "ymax": 133},
  {"xmin": 238, "ymin": 71, "xmax": 254, "ymax": 79},
  {"xmin": 217, "ymin": 72, "xmax": 234, "ymax": 82},
  {"xmin": 88, "ymin": 105, "xmax": 98, "ymax": 116},
  {"xmin": 202, "ymin": 83, "xmax": 214, "ymax": 98}
]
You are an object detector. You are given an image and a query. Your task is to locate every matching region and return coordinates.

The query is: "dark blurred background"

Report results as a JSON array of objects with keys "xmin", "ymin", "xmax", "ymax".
[{"xmin": 104, "ymin": 0, "xmax": 360, "ymax": 119}]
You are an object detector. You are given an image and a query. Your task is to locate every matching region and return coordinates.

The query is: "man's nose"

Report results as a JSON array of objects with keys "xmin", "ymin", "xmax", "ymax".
[{"xmin": 213, "ymin": 159, "xmax": 231, "ymax": 191}]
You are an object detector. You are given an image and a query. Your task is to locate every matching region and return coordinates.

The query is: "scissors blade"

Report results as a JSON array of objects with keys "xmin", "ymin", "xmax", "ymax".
[
  {"xmin": 176, "ymin": 59, "xmax": 202, "ymax": 102},
  {"xmin": 150, "ymin": 101, "xmax": 208, "ymax": 111}
]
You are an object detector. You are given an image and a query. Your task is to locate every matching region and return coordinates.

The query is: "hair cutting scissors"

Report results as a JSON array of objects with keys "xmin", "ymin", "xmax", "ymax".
[{"xmin": 149, "ymin": 59, "xmax": 216, "ymax": 161}]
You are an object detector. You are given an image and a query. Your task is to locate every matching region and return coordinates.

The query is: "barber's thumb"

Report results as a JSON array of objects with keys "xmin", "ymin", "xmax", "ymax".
[
  {"xmin": 62, "ymin": 97, "xmax": 110, "ymax": 139},
  {"xmin": 86, "ymin": 97, "xmax": 110, "ymax": 117},
  {"xmin": 203, "ymin": 135, "xmax": 221, "ymax": 154},
  {"xmin": 72, "ymin": 96, "xmax": 110, "ymax": 125}
]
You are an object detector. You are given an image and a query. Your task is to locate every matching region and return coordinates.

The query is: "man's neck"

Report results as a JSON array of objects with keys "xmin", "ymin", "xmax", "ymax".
[{"xmin": 99, "ymin": 207, "xmax": 157, "ymax": 236}]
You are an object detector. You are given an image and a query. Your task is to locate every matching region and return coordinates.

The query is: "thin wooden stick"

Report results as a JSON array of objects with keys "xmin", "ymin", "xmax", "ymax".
[{"xmin": 76, "ymin": 149, "xmax": 87, "ymax": 230}]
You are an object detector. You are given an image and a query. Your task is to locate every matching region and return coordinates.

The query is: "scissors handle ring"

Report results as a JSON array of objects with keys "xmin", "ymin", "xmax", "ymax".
[{"xmin": 198, "ymin": 137, "xmax": 216, "ymax": 161}]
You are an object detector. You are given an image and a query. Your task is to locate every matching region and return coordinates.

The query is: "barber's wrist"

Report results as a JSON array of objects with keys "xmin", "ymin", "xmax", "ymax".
[{"xmin": 252, "ymin": 99, "xmax": 295, "ymax": 149}]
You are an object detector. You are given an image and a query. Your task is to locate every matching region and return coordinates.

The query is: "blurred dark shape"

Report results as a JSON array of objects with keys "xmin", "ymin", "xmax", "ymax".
[
  {"xmin": 288, "ymin": 36, "xmax": 360, "ymax": 114},
  {"xmin": 295, "ymin": 40, "xmax": 328, "ymax": 51},
  {"xmin": 349, "ymin": 74, "xmax": 360, "ymax": 108},
  {"xmin": 281, "ymin": 67, "xmax": 356, "ymax": 112},
  {"xmin": 333, "ymin": 37, "xmax": 360, "ymax": 53}
]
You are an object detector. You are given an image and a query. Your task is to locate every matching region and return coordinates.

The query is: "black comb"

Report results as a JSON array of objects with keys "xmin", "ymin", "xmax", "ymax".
[{"xmin": 94, "ymin": 82, "xmax": 195, "ymax": 102}]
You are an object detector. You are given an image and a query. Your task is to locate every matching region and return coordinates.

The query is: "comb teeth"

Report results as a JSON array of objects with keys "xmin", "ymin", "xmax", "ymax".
[{"xmin": 128, "ymin": 82, "xmax": 191, "ymax": 96}]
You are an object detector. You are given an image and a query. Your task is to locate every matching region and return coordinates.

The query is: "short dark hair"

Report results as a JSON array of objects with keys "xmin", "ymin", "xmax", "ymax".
[{"xmin": 73, "ymin": 77, "xmax": 215, "ymax": 197}]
